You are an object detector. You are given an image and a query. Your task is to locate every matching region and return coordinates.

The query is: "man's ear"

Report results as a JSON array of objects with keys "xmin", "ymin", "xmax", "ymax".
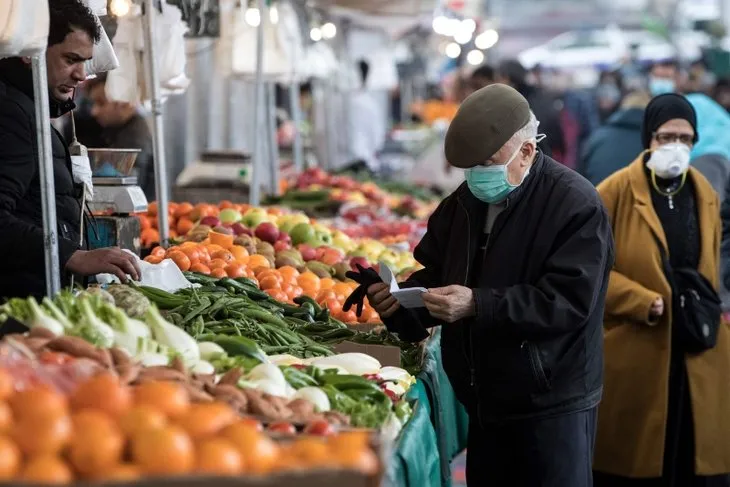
[{"xmin": 521, "ymin": 141, "xmax": 535, "ymax": 163}]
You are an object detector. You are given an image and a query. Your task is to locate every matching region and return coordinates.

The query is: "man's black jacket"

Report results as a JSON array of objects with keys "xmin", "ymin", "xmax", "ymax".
[
  {"xmin": 0, "ymin": 58, "xmax": 82, "ymax": 299},
  {"xmin": 385, "ymin": 153, "xmax": 615, "ymax": 423}
]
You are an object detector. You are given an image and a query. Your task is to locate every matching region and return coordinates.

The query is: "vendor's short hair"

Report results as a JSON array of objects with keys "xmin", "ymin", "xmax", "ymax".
[{"xmin": 48, "ymin": 0, "xmax": 101, "ymax": 47}]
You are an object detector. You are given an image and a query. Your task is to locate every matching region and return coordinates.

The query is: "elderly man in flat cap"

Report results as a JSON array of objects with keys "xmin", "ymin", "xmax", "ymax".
[{"xmin": 368, "ymin": 84, "xmax": 615, "ymax": 486}]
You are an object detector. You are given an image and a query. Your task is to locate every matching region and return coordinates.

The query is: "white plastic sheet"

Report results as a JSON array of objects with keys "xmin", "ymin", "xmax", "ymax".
[
  {"xmin": 231, "ymin": 5, "xmax": 289, "ymax": 78},
  {"xmin": 96, "ymin": 250, "xmax": 194, "ymax": 293},
  {"xmin": 85, "ymin": 16, "xmax": 120, "ymax": 79},
  {"xmin": 0, "ymin": 0, "xmax": 50, "ymax": 57}
]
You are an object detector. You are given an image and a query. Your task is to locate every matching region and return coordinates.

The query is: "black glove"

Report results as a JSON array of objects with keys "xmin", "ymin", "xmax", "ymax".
[{"xmin": 343, "ymin": 264, "xmax": 383, "ymax": 317}]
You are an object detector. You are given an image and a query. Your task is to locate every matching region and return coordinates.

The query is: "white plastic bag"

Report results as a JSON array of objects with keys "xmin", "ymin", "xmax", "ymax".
[
  {"xmin": 85, "ymin": 16, "xmax": 119, "ymax": 79},
  {"xmin": 96, "ymin": 250, "xmax": 195, "ymax": 294},
  {"xmin": 364, "ymin": 49, "xmax": 398, "ymax": 91},
  {"xmin": 105, "ymin": 10, "xmax": 142, "ymax": 103},
  {"xmin": 231, "ymin": 5, "xmax": 290, "ymax": 78},
  {"xmin": 82, "ymin": 0, "xmax": 107, "ymax": 16},
  {"xmin": 0, "ymin": 0, "xmax": 49, "ymax": 57},
  {"xmin": 71, "ymin": 153, "xmax": 94, "ymax": 199},
  {"xmin": 155, "ymin": 4, "xmax": 190, "ymax": 91}
]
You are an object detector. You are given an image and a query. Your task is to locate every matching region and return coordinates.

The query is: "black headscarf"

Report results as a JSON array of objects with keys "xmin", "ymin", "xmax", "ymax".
[{"xmin": 641, "ymin": 93, "xmax": 698, "ymax": 149}]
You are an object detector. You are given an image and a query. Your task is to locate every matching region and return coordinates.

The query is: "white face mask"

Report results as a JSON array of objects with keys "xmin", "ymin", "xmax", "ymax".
[{"xmin": 647, "ymin": 143, "xmax": 691, "ymax": 179}]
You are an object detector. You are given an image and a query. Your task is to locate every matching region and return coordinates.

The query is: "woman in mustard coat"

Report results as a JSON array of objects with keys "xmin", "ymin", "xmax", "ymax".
[{"xmin": 594, "ymin": 94, "xmax": 730, "ymax": 486}]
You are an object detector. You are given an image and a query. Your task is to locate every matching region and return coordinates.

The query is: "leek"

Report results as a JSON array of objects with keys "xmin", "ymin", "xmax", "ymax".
[
  {"xmin": 145, "ymin": 306, "xmax": 200, "ymax": 367},
  {"xmin": 27, "ymin": 297, "xmax": 65, "ymax": 336}
]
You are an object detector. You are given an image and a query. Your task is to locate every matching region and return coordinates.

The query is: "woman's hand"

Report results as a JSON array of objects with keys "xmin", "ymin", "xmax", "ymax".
[{"xmin": 650, "ymin": 297, "xmax": 665, "ymax": 318}]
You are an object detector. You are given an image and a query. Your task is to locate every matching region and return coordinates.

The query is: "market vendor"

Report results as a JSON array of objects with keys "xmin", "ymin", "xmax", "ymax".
[
  {"xmin": 367, "ymin": 84, "xmax": 615, "ymax": 486},
  {"xmin": 0, "ymin": 0, "xmax": 140, "ymax": 300}
]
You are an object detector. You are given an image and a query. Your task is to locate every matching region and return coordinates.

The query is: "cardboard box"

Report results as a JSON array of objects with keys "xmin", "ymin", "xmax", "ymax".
[{"xmin": 333, "ymin": 341, "xmax": 402, "ymax": 368}]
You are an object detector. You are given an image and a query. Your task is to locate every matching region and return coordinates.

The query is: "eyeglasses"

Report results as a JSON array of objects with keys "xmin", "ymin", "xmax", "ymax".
[{"xmin": 654, "ymin": 132, "xmax": 694, "ymax": 145}]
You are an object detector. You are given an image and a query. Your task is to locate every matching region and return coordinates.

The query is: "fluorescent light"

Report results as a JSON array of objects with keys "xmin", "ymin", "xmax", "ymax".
[
  {"xmin": 244, "ymin": 7, "xmax": 261, "ymax": 27},
  {"xmin": 310, "ymin": 27, "xmax": 322, "ymax": 42},
  {"xmin": 461, "ymin": 19, "xmax": 476, "ymax": 33},
  {"xmin": 432, "ymin": 15, "xmax": 448, "ymax": 35},
  {"xmin": 467, "ymin": 49, "xmax": 485, "ymax": 65},
  {"xmin": 475, "ymin": 29, "xmax": 499, "ymax": 50},
  {"xmin": 321, "ymin": 22, "xmax": 337, "ymax": 39},
  {"xmin": 109, "ymin": 0, "xmax": 131, "ymax": 17},
  {"xmin": 454, "ymin": 30, "xmax": 472, "ymax": 45},
  {"xmin": 445, "ymin": 42, "xmax": 461, "ymax": 59},
  {"xmin": 269, "ymin": 5, "xmax": 279, "ymax": 24}
]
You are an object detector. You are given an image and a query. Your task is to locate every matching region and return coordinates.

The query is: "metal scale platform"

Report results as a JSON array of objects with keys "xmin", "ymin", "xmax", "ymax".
[{"xmin": 86, "ymin": 149, "xmax": 148, "ymax": 254}]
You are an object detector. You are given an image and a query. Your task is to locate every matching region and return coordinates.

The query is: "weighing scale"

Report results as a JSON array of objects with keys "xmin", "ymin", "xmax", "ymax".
[{"xmin": 86, "ymin": 148, "xmax": 148, "ymax": 254}]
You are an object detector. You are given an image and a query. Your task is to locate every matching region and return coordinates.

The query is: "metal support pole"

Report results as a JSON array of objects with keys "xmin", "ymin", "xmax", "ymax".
[
  {"xmin": 267, "ymin": 83, "xmax": 280, "ymax": 196},
  {"xmin": 289, "ymin": 82, "xmax": 304, "ymax": 172},
  {"xmin": 250, "ymin": 0, "xmax": 267, "ymax": 206},
  {"xmin": 32, "ymin": 54, "xmax": 61, "ymax": 297},
  {"xmin": 142, "ymin": 0, "xmax": 170, "ymax": 246}
]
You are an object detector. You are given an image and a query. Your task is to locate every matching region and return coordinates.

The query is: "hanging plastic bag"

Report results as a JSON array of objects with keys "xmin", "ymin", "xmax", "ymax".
[
  {"xmin": 364, "ymin": 49, "xmax": 399, "ymax": 91},
  {"xmin": 231, "ymin": 4, "xmax": 290, "ymax": 78},
  {"xmin": 0, "ymin": 0, "xmax": 49, "ymax": 57},
  {"xmin": 105, "ymin": 10, "xmax": 142, "ymax": 103},
  {"xmin": 155, "ymin": 4, "xmax": 190, "ymax": 91},
  {"xmin": 85, "ymin": 16, "xmax": 119, "ymax": 79},
  {"xmin": 82, "ymin": 0, "xmax": 107, "ymax": 16},
  {"xmin": 273, "ymin": 1, "xmax": 304, "ymax": 83}
]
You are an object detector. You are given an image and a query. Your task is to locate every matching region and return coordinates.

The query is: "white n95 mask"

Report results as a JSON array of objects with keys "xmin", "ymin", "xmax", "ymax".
[{"xmin": 647, "ymin": 143, "xmax": 691, "ymax": 179}]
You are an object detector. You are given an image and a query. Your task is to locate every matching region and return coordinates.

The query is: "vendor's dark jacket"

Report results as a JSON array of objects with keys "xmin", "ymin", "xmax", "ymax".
[
  {"xmin": 385, "ymin": 152, "xmax": 615, "ymax": 423},
  {"xmin": 0, "ymin": 58, "xmax": 82, "ymax": 299}
]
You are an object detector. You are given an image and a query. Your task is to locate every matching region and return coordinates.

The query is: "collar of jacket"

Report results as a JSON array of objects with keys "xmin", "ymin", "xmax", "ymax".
[
  {"xmin": 0, "ymin": 58, "xmax": 76, "ymax": 118},
  {"xmin": 627, "ymin": 154, "xmax": 717, "ymax": 250},
  {"xmin": 456, "ymin": 150, "xmax": 546, "ymax": 212}
]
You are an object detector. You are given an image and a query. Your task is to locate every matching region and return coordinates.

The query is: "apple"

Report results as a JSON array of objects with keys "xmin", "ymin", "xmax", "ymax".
[
  {"xmin": 255, "ymin": 222, "xmax": 280, "ymax": 244},
  {"xmin": 199, "ymin": 216, "xmax": 221, "ymax": 227},
  {"xmin": 290, "ymin": 223, "xmax": 317, "ymax": 246},
  {"xmin": 219, "ymin": 208, "xmax": 243, "ymax": 224},
  {"xmin": 277, "ymin": 232, "xmax": 291, "ymax": 244},
  {"xmin": 350, "ymin": 256, "xmax": 371, "ymax": 271},
  {"xmin": 297, "ymin": 244, "xmax": 317, "ymax": 262},
  {"xmin": 320, "ymin": 247, "xmax": 344, "ymax": 266},
  {"xmin": 274, "ymin": 240, "xmax": 292, "ymax": 252},
  {"xmin": 242, "ymin": 208, "xmax": 269, "ymax": 228},
  {"xmin": 230, "ymin": 223, "xmax": 252, "ymax": 236}
]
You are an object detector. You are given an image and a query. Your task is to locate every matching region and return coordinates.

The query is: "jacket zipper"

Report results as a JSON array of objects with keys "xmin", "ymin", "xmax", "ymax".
[{"xmin": 456, "ymin": 198, "xmax": 476, "ymax": 387}]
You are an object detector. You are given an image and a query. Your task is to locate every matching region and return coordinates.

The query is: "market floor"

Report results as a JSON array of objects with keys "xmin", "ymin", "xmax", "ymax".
[{"xmin": 452, "ymin": 450, "xmax": 467, "ymax": 486}]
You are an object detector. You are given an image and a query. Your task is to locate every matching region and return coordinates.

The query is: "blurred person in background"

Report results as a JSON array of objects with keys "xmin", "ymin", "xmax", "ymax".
[
  {"xmin": 685, "ymin": 92, "xmax": 730, "ymax": 200},
  {"xmin": 594, "ymin": 93, "xmax": 730, "ymax": 487},
  {"xmin": 686, "ymin": 60, "xmax": 717, "ymax": 96},
  {"xmin": 713, "ymin": 79, "xmax": 730, "ymax": 113},
  {"xmin": 470, "ymin": 64, "xmax": 496, "ymax": 94},
  {"xmin": 345, "ymin": 60, "xmax": 385, "ymax": 176},
  {"xmin": 648, "ymin": 60, "xmax": 682, "ymax": 96},
  {"xmin": 497, "ymin": 60, "xmax": 565, "ymax": 159},
  {"xmin": 578, "ymin": 91, "xmax": 651, "ymax": 186},
  {"xmin": 596, "ymin": 70, "xmax": 624, "ymax": 123},
  {"xmin": 74, "ymin": 74, "xmax": 155, "ymax": 200}
]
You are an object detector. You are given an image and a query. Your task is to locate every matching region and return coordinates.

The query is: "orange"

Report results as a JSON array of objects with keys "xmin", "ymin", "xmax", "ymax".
[
  {"xmin": 174, "ymin": 202, "xmax": 194, "ymax": 219},
  {"xmin": 340, "ymin": 310, "xmax": 358, "ymax": 324},
  {"xmin": 259, "ymin": 275, "xmax": 281, "ymax": 290},
  {"xmin": 358, "ymin": 307, "xmax": 377, "ymax": 324},
  {"xmin": 288, "ymin": 286, "xmax": 304, "ymax": 300},
  {"xmin": 9, "ymin": 386, "xmax": 67, "ymax": 420},
  {"xmin": 333, "ymin": 446, "xmax": 380, "ymax": 475},
  {"xmin": 328, "ymin": 431, "xmax": 370, "ymax": 451},
  {"xmin": 319, "ymin": 277, "xmax": 335, "ymax": 291},
  {"xmin": 179, "ymin": 246, "xmax": 201, "ymax": 265},
  {"xmin": 0, "ymin": 436, "xmax": 20, "ymax": 479},
  {"xmin": 222, "ymin": 422, "xmax": 279, "ymax": 474},
  {"xmin": 138, "ymin": 215, "xmax": 152, "ymax": 231},
  {"xmin": 316, "ymin": 290, "xmax": 337, "ymax": 304},
  {"xmin": 150, "ymin": 246, "xmax": 166, "ymax": 258},
  {"xmin": 144, "ymin": 255, "xmax": 163, "ymax": 264},
  {"xmin": 71, "ymin": 409, "xmax": 117, "ymax": 435},
  {"xmin": 190, "ymin": 263, "xmax": 212, "ymax": 275},
  {"xmin": 99, "ymin": 464, "xmax": 141, "ymax": 482},
  {"xmin": 134, "ymin": 382, "xmax": 190, "ymax": 418},
  {"xmin": 0, "ymin": 370, "xmax": 13, "ymax": 401},
  {"xmin": 209, "ymin": 231, "xmax": 234, "ymax": 249},
  {"xmin": 248, "ymin": 254, "xmax": 271, "ymax": 270},
  {"xmin": 71, "ymin": 374, "xmax": 131, "ymax": 417},
  {"xmin": 20, "ymin": 455, "xmax": 73, "ymax": 484},
  {"xmin": 167, "ymin": 251, "xmax": 192, "ymax": 272},
  {"xmin": 219, "ymin": 200, "xmax": 235, "ymax": 209},
  {"xmin": 265, "ymin": 289, "xmax": 288, "ymax": 302},
  {"xmin": 229, "ymin": 246, "xmax": 250, "ymax": 263},
  {"xmin": 211, "ymin": 250, "xmax": 235, "ymax": 263},
  {"xmin": 287, "ymin": 438, "xmax": 333, "ymax": 468},
  {"xmin": 211, "ymin": 268, "xmax": 228, "ymax": 279},
  {"xmin": 256, "ymin": 269, "xmax": 282, "ymax": 281},
  {"xmin": 332, "ymin": 282, "xmax": 353, "ymax": 297},
  {"xmin": 177, "ymin": 218, "xmax": 195, "ymax": 236},
  {"xmin": 119, "ymin": 405, "xmax": 167, "ymax": 438},
  {"xmin": 131, "ymin": 425, "xmax": 194, "ymax": 476},
  {"xmin": 13, "ymin": 414, "xmax": 72, "ymax": 456},
  {"xmin": 208, "ymin": 258, "xmax": 228, "ymax": 270},
  {"xmin": 324, "ymin": 298, "xmax": 342, "ymax": 316},
  {"xmin": 148, "ymin": 201, "xmax": 159, "ymax": 216},
  {"xmin": 297, "ymin": 272, "xmax": 321, "ymax": 294},
  {"xmin": 203, "ymin": 243, "xmax": 225, "ymax": 254},
  {"xmin": 168, "ymin": 202, "xmax": 179, "ymax": 215},
  {"xmin": 175, "ymin": 402, "xmax": 236, "ymax": 439},
  {"xmin": 141, "ymin": 228, "xmax": 160, "ymax": 247},
  {"xmin": 278, "ymin": 265, "xmax": 300, "ymax": 280},
  {"xmin": 195, "ymin": 438, "xmax": 243, "ymax": 475},
  {"xmin": 225, "ymin": 263, "xmax": 247, "ymax": 279},
  {"xmin": 0, "ymin": 402, "xmax": 12, "ymax": 434},
  {"xmin": 68, "ymin": 426, "xmax": 125, "ymax": 477}
]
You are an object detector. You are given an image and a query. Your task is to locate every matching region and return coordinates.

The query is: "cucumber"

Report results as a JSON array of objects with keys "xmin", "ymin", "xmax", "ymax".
[{"xmin": 211, "ymin": 335, "xmax": 267, "ymax": 363}]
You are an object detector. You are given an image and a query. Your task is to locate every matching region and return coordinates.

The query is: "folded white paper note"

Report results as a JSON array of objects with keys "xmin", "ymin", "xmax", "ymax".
[{"xmin": 378, "ymin": 261, "xmax": 427, "ymax": 309}]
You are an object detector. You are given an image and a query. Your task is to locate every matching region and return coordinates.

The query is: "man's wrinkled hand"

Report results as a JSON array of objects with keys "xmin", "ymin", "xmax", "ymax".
[
  {"xmin": 367, "ymin": 282, "xmax": 400, "ymax": 319},
  {"xmin": 423, "ymin": 285, "xmax": 475, "ymax": 323},
  {"xmin": 66, "ymin": 248, "xmax": 141, "ymax": 283}
]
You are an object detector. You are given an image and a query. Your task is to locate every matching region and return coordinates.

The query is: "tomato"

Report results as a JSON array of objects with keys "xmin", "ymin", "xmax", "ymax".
[
  {"xmin": 38, "ymin": 351, "xmax": 74, "ymax": 366},
  {"xmin": 267, "ymin": 421, "xmax": 296, "ymax": 436},
  {"xmin": 303, "ymin": 420, "xmax": 335, "ymax": 437},
  {"xmin": 239, "ymin": 418, "xmax": 263, "ymax": 432}
]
